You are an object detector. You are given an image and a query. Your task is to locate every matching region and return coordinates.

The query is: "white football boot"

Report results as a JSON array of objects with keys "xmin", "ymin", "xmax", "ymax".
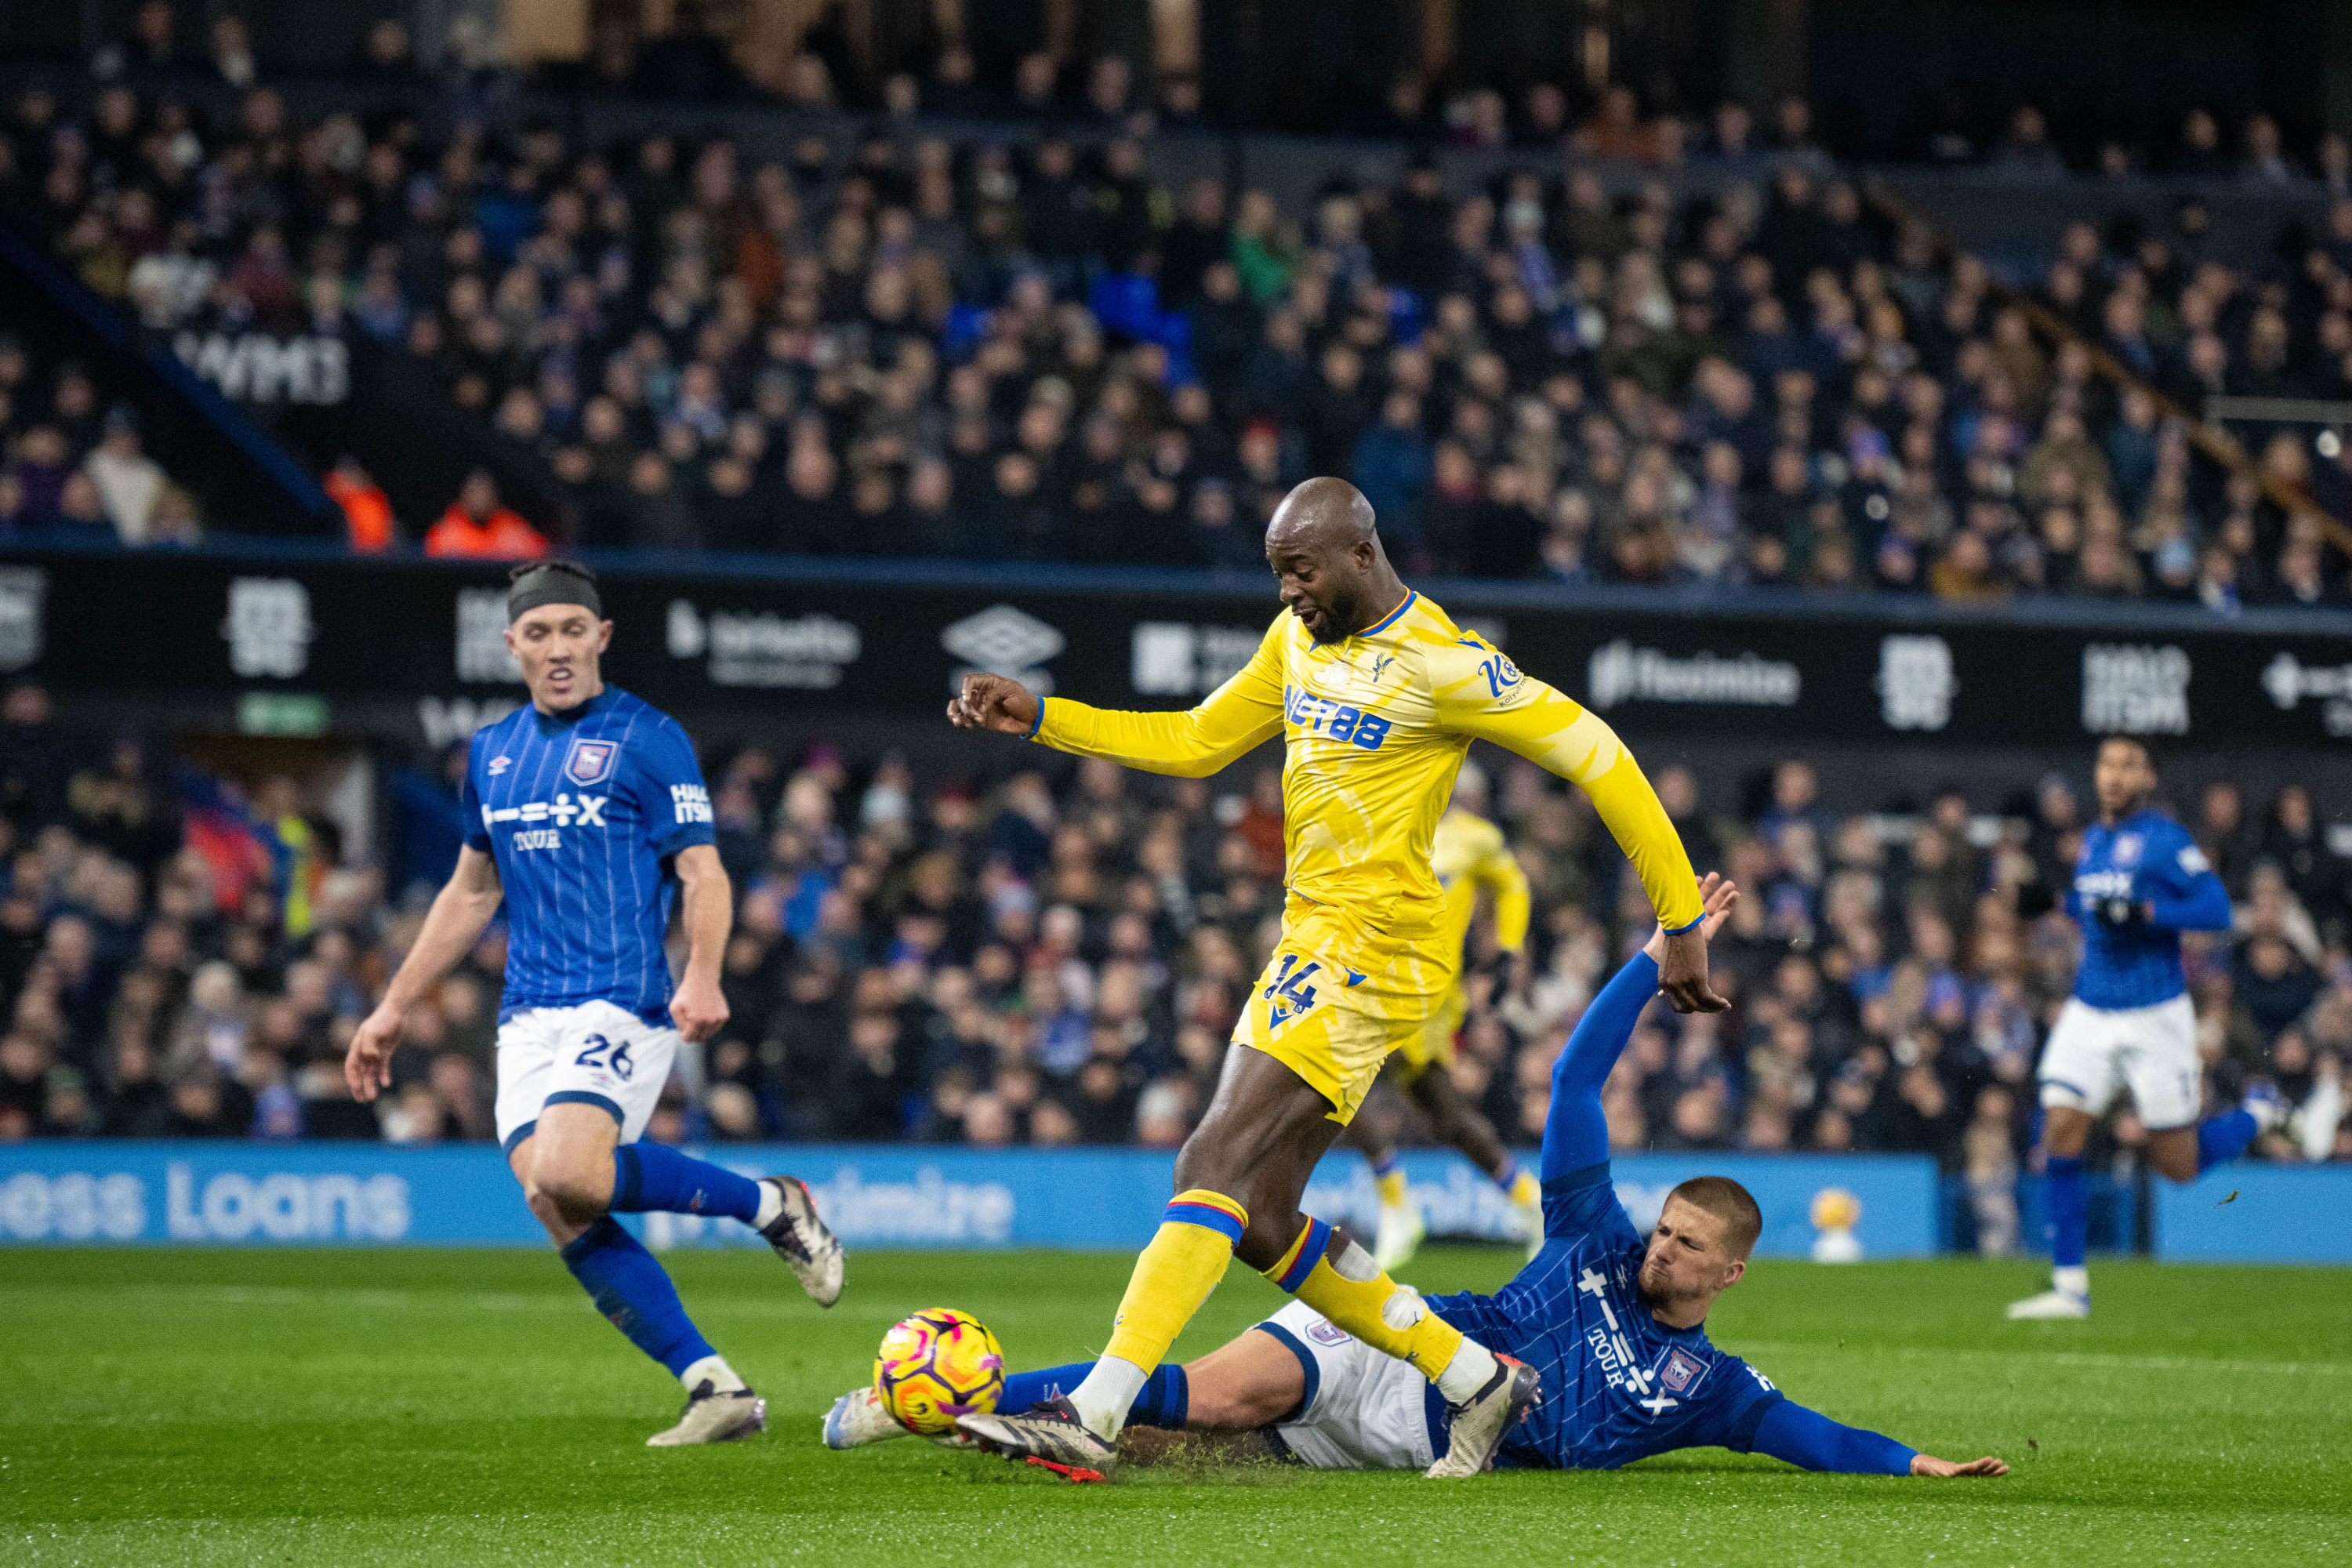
[
  {"xmin": 2005, "ymin": 1288, "xmax": 2090, "ymax": 1319},
  {"xmin": 647, "ymin": 1380, "xmax": 768, "ymax": 1446},
  {"xmin": 1514, "ymin": 1186, "xmax": 1546, "ymax": 1262},
  {"xmin": 1425, "ymin": 1356, "xmax": 1541, "ymax": 1479},
  {"xmin": 2296, "ymin": 1073, "xmax": 2343, "ymax": 1164},
  {"xmin": 1374, "ymin": 1202, "xmax": 1426, "ymax": 1273},
  {"xmin": 823, "ymin": 1387, "xmax": 912, "ymax": 1450},
  {"xmin": 757, "ymin": 1176, "xmax": 846, "ymax": 1306}
]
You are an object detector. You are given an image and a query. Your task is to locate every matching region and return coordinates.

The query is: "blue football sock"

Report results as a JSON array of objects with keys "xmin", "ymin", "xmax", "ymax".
[
  {"xmin": 1490, "ymin": 1156, "xmax": 1521, "ymax": 1193},
  {"xmin": 2196, "ymin": 1109, "xmax": 2257, "ymax": 1173},
  {"xmin": 1131, "ymin": 1363, "xmax": 1189, "ymax": 1428},
  {"xmin": 561, "ymin": 1216, "xmax": 715, "ymax": 1377},
  {"xmin": 1002, "ymin": 1362, "xmax": 1189, "ymax": 1428},
  {"xmin": 1370, "ymin": 1149, "xmax": 1399, "ymax": 1178},
  {"xmin": 2045, "ymin": 1155, "xmax": 2088, "ymax": 1272},
  {"xmin": 610, "ymin": 1143, "xmax": 762, "ymax": 1224}
]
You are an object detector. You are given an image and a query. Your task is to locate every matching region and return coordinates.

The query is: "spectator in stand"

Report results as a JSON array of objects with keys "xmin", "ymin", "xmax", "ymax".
[
  {"xmin": 325, "ymin": 459, "xmax": 396, "ymax": 553},
  {"xmin": 80, "ymin": 405, "xmax": 168, "ymax": 545},
  {"xmin": 423, "ymin": 470, "xmax": 550, "ymax": 559},
  {"xmin": 9, "ymin": 56, "xmax": 2352, "ymax": 607}
]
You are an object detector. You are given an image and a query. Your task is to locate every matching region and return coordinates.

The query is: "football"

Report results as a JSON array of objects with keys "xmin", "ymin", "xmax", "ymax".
[{"xmin": 873, "ymin": 1308, "xmax": 1006, "ymax": 1435}]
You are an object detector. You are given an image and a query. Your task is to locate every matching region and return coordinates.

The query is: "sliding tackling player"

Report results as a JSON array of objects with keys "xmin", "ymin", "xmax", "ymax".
[{"xmin": 831, "ymin": 878, "xmax": 2006, "ymax": 1482}]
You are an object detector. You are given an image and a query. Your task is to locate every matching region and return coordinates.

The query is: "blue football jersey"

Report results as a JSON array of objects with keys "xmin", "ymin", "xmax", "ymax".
[
  {"xmin": 460, "ymin": 688, "xmax": 717, "ymax": 1025},
  {"xmin": 2066, "ymin": 808, "xmax": 2223, "ymax": 1010},
  {"xmin": 1425, "ymin": 1165, "xmax": 1780, "ymax": 1470}
]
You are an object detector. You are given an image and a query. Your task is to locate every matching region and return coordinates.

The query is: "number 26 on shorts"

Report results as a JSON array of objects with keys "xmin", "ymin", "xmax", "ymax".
[{"xmin": 575, "ymin": 1033, "xmax": 636, "ymax": 1080}]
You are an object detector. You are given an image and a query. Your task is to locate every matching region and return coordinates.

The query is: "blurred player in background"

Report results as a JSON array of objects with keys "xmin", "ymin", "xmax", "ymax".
[
  {"xmin": 830, "ymin": 878, "xmax": 2008, "ymax": 1482},
  {"xmin": 2008, "ymin": 735, "xmax": 2282, "ymax": 1319},
  {"xmin": 345, "ymin": 561, "xmax": 844, "ymax": 1442},
  {"xmin": 945, "ymin": 477, "xmax": 1718, "ymax": 1478},
  {"xmin": 1342, "ymin": 763, "xmax": 1545, "ymax": 1271}
]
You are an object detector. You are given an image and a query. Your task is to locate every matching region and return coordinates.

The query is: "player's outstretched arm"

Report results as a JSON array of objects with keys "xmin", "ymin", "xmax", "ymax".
[
  {"xmin": 669, "ymin": 844, "xmax": 731, "ymax": 1044},
  {"xmin": 1429, "ymin": 652, "xmax": 1719, "ymax": 1012},
  {"xmin": 1748, "ymin": 1399, "xmax": 2006, "ymax": 1478},
  {"xmin": 345, "ymin": 847, "xmax": 503, "ymax": 1102},
  {"xmin": 947, "ymin": 619, "xmax": 1285, "ymax": 777},
  {"xmin": 1541, "ymin": 876, "xmax": 1739, "ymax": 1181}
]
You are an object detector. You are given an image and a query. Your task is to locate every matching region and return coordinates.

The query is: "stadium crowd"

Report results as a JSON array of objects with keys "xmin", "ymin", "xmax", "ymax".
[
  {"xmin": 0, "ymin": 685, "xmax": 2343, "ymax": 1242},
  {"xmin": 5, "ymin": 46, "xmax": 2352, "ymax": 607}
]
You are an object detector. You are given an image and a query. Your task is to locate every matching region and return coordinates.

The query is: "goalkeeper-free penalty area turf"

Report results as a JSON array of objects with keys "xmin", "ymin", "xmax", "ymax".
[{"xmin": 2, "ymin": 1247, "xmax": 2346, "ymax": 1567}]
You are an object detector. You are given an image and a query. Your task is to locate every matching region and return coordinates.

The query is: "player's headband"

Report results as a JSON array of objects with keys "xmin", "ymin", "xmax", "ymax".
[{"xmin": 506, "ymin": 564, "xmax": 601, "ymax": 624}]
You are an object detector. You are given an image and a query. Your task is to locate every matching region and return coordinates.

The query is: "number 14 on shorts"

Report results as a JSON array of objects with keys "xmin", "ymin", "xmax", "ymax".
[{"xmin": 1264, "ymin": 955, "xmax": 1322, "ymax": 1027}]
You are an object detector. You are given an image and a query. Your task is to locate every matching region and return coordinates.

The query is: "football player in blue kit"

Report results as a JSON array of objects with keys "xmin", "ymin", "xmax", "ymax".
[
  {"xmin": 2007, "ymin": 735, "xmax": 2279, "ymax": 1319},
  {"xmin": 346, "ymin": 561, "xmax": 844, "ymax": 1444},
  {"xmin": 828, "ymin": 876, "xmax": 2008, "ymax": 1481}
]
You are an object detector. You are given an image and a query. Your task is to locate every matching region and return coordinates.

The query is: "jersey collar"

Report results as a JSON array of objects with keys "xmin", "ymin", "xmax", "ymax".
[
  {"xmin": 1355, "ymin": 590, "xmax": 1417, "ymax": 640},
  {"xmin": 532, "ymin": 685, "xmax": 617, "ymax": 738}
]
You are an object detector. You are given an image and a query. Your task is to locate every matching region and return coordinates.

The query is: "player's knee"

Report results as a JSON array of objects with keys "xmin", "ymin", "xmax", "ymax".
[
  {"xmin": 1171, "ymin": 1132, "xmax": 1239, "ymax": 1198},
  {"xmin": 528, "ymin": 1156, "xmax": 612, "ymax": 1221}
]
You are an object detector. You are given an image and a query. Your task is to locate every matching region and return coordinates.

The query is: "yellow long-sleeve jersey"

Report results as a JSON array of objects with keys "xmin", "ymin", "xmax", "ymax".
[
  {"xmin": 1032, "ymin": 589, "xmax": 1702, "ymax": 935},
  {"xmin": 1432, "ymin": 806, "xmax": 1530, "ymax": 960}
]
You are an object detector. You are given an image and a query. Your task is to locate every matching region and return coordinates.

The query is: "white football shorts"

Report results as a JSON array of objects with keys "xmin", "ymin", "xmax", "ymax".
[
  {"xmin": 494, "ymin": 1000, "xmax": 679, "ymax": 1153},
  {"xmin": 1250, "ymin": 1300, "xmax": 1444, "ymax": 1471},
  {"xmin": 2037, "ymin": 993, "xmax": 2200, "ymax": 1131}
]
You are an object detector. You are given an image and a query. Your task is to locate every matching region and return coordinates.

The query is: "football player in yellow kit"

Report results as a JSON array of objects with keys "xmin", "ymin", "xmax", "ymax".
[
  {"xmin": 1342, "ymin": 763, "xmax": 1547, "ymax": 1272},
  {"xmin": 946, "ymin": 477, "xmax": 1720, "ymax": 1480}
]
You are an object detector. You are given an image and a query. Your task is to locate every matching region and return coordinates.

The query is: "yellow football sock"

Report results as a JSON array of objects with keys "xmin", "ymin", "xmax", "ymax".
[
  {"xmin": 1375, "ymin": 1169, "xmax": 1409, "ymax": 1207},
  {"xmin": 1508, "ymin": 1170, "xmax": 1541, "ymax": 1207},
  {"xmin": 1263, "ymin": 1218, "xmax": 1466, "ymax": 1384},
  {"xmin": 1100, "ymin": 1189, "xmax": 1248, "ymax": 1370}
]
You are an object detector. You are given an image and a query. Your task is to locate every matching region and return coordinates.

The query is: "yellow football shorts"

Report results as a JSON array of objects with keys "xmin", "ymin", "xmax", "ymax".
[
  {"xmin": 1392, "ymin": 985, "xmax": 1466, "ymax": 1080},
  {"xmin": 1233, "ymin": 895, "xmax": 1456, "ymax": 1124}
]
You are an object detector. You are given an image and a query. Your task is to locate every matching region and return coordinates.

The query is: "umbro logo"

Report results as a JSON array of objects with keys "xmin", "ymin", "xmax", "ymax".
[
  {"xmin": 488, "ymin": 756, "xmax": 511, "ymax": 775},
  {"xmin": 943, "ymin": 604, "xmax": 1065, "ymax": 695},
  {"xmin": 943, "ymin": 604, "xmax": 1065, "ymax": 674}
]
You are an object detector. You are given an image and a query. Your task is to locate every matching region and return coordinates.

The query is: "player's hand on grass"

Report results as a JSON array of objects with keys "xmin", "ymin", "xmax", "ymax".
[
  {"xmin": 344, "ymin": 1004, "xmax": 403, "ymax": 1102},
  {"xmin": 1646, "ymin": 873, "xmax": 1734, "ymax": 1014},
  {"xmin": 1910, "ymin": 1453, "xmax": 2009, "ymax": 1478},
  {"xmin": 670, "ymin": 968, "xmax": 729, "ymax": 1044},
  {"xmin": 947, "ymin": 674, "xmax": 1041, "ymax": 735}
]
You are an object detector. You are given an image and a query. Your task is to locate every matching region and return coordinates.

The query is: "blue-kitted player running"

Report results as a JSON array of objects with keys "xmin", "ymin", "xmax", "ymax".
[
  {"xmin": 829, "ymin": 876, "xmax": 2007, "ymax": 1482},
  {"xmin": 346, "ymin": 561, "xmax": 844, "ymax": 1444},
  {"xmin": 2007, "ymin": 735, "xmax": 2279, "ymax": 1319}
]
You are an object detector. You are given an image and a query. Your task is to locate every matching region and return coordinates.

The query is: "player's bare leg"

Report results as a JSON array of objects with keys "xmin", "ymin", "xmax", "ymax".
[
  {"xmin": 514, "ymin": 1105, "xmax": 765, "ymax": 1443},
  {"xmin": 960, "ymin": 1045, "xmax": 1531, "ymax": 1475}
]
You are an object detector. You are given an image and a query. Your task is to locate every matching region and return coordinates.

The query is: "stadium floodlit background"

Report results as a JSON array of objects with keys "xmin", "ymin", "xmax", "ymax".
[{"xmin": 1, "ymin": 2, "xmax": 2350, "ymax": 1563}]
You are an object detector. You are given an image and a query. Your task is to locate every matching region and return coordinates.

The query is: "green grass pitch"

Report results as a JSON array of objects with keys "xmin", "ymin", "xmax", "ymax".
[{"xmin": 3, "ymin": 1246, "xmax": 2347, "ymax": 1566}]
